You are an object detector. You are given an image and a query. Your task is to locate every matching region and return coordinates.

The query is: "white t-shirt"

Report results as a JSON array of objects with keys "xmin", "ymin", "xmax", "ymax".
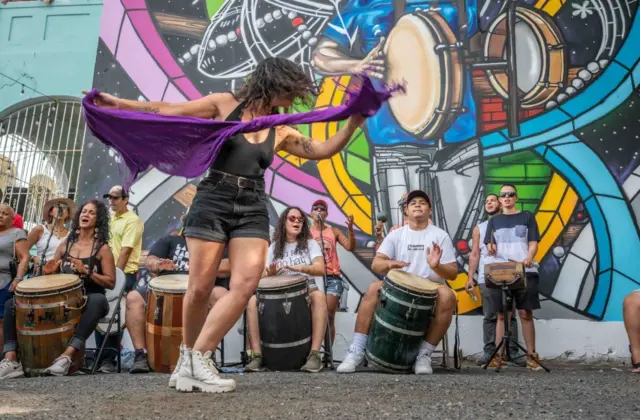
[
  {"xmin": 377, "ymin": 224, "xmax": 457, "ymax": 284},
  {"xmin": 266, "ymin": 239, "xmax": 323, "ymax": 282},
  {"xmin": 476, "ymin": 221, "xmax": 489, "ymax": 284}
]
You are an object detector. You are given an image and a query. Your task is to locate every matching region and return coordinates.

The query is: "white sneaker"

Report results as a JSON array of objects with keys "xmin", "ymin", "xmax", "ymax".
[
  {"xmin": 175, "ymin": 350, "xmax": 236, "ymax": 393},
  {"xmin": 414, "ymin": 354, "xmax": 433, "ymax": 375},
  {"xmin": 168, "ymin": 344, "xmax": 186, "ymax": 388},
  {"xmin": 336, "ymin": 348, "xmax": 365, "ymax": 373},
  {"xmin": 43, "ymin": 355, "xmax": 72, "ymax": 376},
  {"xmin": 0, "ymin": 358, "xmax": 24, "ymax": 379}
]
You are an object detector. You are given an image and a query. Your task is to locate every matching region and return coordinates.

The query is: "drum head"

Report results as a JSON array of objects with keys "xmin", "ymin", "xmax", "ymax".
[
  {"xmin": 258, "ymin": 275, "xmax": 307, "ymax": 290},
  {"xmin": 149, "ymin": 274, "xmax": 189, "ymax": 293},
  {"xmin": 16, "ymin": 274, "xmax": 80, "ymax": 294},
  {"xmin": 386, "ymin": 270, "xmax": 440, "ymax": 293},
  {"xmin": 385, "ymin": 11, "xmax": 462, "ymax": 138}
]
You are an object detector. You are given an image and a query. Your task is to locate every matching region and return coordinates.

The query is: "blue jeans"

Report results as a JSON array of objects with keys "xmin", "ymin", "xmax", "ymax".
[{"xmin": 0, "ymin": 283, "xmax": 13, "ymax": 319}]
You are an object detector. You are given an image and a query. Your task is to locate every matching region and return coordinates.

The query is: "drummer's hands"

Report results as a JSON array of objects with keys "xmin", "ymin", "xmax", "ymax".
[
  {"xmin": 426, "ymin": 243, "xmax": 442, "ymax": 269},
  {"xmin": 157, "ymin": 259, "xmax": 177, "ymax": 272},
  {"xmin": 354, "ymin": 37, "xmax": 386, "ymax": 79},
  {"xmin": 522, "ymin": 258, "xmax": 533, "ymax": 268},
  {"xmin": 82, "ymin": 90, "xmax": 120, "ymax": 108},
  {"xmin": 9, "ymin": 279, "xmax": 20, "ymax": 292},
  {"xmin": 387, "ymin": 260, "xmax": 409, "ymax": 271},
  {"xmin": 487, "ymin": 243, "xmax": 496, "ymax": 256},
  {"xmin": 43, "ymin": 259, "xmax": 61, "ymax": 275},
  {"xmin": 266, "ymin": 263, "xmax": 279, "ymax": 277},
  {"xmin": 69, "ymin": 257, "xmax": 89, "ymax": 275}
]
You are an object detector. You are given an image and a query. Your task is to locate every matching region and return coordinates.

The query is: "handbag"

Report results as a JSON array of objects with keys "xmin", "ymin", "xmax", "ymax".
[{"xmin": 9, "ymin": 230, "xmax": 18, "ymax": 280}]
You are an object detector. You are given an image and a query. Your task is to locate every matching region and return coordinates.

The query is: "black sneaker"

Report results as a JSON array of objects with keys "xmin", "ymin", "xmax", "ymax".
[
  {"xmin": 129, "ymin": 349, "xmax": 150, "ymax": 374},
  {"xmin": 98, "ymin": 359, "xmax": 117, "ymax": 374}
]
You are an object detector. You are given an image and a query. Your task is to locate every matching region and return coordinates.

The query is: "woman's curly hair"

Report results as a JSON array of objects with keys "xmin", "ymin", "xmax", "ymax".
[
  {"xmin": 272, "ymin": 206, "xmax": 312, "ymax": 260},
  {"xmin": 67, "ymin": 200, "xmax": 110, "ymax": 246},
  {"xmin": 236, "ymin": 57, "xmax": 319, "ymax": 114}
]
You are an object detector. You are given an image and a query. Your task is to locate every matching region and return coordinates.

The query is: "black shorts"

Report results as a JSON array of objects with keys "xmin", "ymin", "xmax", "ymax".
[
  {"xmin": 482, "ymin": 273, "xmax": 541, "ymax": 313},
  {"xmin": 135, "ymin": 277, "xmax": 230, "ymax": 304},
  {"xmin": 183, "ymin": 172, "xmax": 270, "ymax": 243}
]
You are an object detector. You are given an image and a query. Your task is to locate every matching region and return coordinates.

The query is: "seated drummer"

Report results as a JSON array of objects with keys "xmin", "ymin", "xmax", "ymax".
[
  {"xmin": 244, "ymin": 206, "xmax": 328, "ymax": 373},
  {"xmin": 126, "ymin": 213, "xmax": 231, "ymax": 374},
  {"xmin": 337, "ymin": 190, "xmax": 457, "ymax": 375},
  {"xmin": 0, "ymin": 200, "xmax": 116, "ymax": 379}
]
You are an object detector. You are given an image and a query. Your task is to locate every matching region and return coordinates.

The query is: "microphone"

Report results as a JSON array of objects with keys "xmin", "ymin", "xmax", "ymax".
[{"xmin": 376, "ymin": 212, "xmax": 387, "ymax": 223}]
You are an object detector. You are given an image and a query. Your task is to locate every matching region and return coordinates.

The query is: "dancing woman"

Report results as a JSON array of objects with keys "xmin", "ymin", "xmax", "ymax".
[{"xmin": 88, "ymin": 58, "xmax": 368, "ymax": 393}]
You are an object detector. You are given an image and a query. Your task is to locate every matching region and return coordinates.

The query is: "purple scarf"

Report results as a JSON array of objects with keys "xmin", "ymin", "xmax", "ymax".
[{"xmin": 82, "ymin": 76, "xmax": 403, "ymax": 186}]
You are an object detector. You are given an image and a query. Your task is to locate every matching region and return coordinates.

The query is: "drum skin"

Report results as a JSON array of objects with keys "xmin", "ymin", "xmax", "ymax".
[
  {"xmin": 146, "ymin": 275, "xmax": 188, "ymax": 373},
  {"xmin": 366, "ymin": 271, "xmax": 439, "ymax": 373},
  {"xmin": 15, "ymin": 275, "xmax": 86, "ymax": 376},
  {"xmin": 257, "ymin": 275, "xmax": 311, "ymax": 371}
]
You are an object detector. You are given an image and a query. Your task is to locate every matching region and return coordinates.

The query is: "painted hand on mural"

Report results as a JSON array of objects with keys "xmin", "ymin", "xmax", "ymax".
[
  {"xmin": 426, "ymin": 243, "xmax": 442, "ymax": 269},
  {"xmin": 353, "ymin": 37, "xmax": 385, "ymax": 79}
]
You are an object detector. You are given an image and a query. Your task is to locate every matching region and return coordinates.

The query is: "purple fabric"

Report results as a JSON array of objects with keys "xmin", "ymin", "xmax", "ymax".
[{"xmin": 82, "ymin": 76, "xmax": 403, "ymax": 186}]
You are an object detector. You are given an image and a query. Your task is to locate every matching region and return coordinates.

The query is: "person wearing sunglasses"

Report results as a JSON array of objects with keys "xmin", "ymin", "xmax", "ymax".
[
  {"xmin": 309, "ymin": 199, "xmax": 355, "ymax": 344},
  {"xmin": 97, "ymin": 185, "xmax": 144, "ymax": 373},
  {"xmin": 244, "ymin": 207, "xmax": 328, "ymax": 373},
  {"xmin": 484, "ymin": 184, "xmax": 543, "ymax": 371}
]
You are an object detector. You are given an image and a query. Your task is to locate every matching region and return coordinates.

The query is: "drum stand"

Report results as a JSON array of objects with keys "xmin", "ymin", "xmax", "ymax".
[
  {"xmin": 482, "ymin": 284, "xmax": 550, "ymax": 372},
  {"xmin": 317, "ymin": 218, "xmax": 334, "ymax": 370}
]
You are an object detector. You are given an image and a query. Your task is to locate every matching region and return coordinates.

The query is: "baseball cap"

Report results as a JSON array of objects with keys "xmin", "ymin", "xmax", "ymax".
[
  {"xmin": 103, "ymin": 185, "xmax": 129, "ymax": 199},
  {"xmin": 406, "ymin": 190, "xmax": 431, "ymax": 207},
  {"xmin": 311, "ymin": 199, "xmax": 328, "ymax": 210}
]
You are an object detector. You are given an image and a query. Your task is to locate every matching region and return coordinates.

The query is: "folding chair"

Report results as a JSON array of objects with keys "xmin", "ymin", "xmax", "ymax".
[{"xmin": 84, "ymin": 268, "xmax": 127, "ymax": 374}]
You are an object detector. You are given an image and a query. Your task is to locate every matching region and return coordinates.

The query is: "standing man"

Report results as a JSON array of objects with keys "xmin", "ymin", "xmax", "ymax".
[
  {"xmin": 98, "ymin": 185, "xmax": 144, "ymax": 373},
  {"xmin": 465, "ymin": 194, "xmax": 524, "ymax": 366},
  {"xmin": 484, "ymin": 184, "xmax": 543, "ymax": 370},
  {"xmin": 337, "ymin": 190, "xmax": 458, "ymax": 374},
  {"xmin": 309, "ymin": 199, "xmax": 355, "ymax": 343}
]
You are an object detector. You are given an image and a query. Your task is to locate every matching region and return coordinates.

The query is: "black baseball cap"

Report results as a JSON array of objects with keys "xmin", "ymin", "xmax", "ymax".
[
  {"xmin": 406, "ymin": 190, "xmax": 431, "ymax": 207},
  {"xmin": 103, "ymin": 185, "xmax": 129, "ymax": 199}
]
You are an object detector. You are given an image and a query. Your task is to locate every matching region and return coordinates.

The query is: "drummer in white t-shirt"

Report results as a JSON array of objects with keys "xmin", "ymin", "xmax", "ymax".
[
  {"xmin": 244, "ymin": 207, "xmax": 328, "ymax": 373},
  {"xmin": 338, "ymin": 190, "xmax": 458, "ymax": 375}
]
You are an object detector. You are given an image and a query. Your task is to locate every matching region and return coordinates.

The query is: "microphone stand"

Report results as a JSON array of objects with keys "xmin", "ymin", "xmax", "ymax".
[
  {"xmin": 35, "ymin": 205, "xmax": 61, "ymax": 277},
  {"xmin": 316, "ymin": 214, "xmax": 334, "ymax": 369}
]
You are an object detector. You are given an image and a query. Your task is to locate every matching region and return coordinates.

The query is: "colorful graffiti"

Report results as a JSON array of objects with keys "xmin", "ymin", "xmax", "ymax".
[{"xmin": 78, "ymin": 0, "xmax": 640, "ymax": 321}]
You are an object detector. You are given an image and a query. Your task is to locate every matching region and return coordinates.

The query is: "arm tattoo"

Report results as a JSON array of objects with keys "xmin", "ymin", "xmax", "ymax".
[
  {"xmin": 295, "ymin": 137, "xmax": 314, "ymax": 154},
  {"xmin": 136, "ymin": 106, "xmax": 160, "ymax": 114}
]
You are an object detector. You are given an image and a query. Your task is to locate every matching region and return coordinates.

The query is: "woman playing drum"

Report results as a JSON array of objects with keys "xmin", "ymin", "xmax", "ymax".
[
  {"xmin": 244, "ymin": 206, "xmax": 328, "ymax": 373},
  {"xmin": 0, "ymin": 200, "xmax": 115, "ymax": 379},
  {"xmin": 88, "ymin": 57, "xmax": 366, "ymax": 393}
]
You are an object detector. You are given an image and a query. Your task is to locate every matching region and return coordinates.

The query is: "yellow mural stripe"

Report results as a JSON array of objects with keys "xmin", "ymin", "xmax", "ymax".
[
  {"xmin": 558, "ymin": 187, "xmax": 578, "ymax": 225},
  {"xmin": 538, "ymin": 174, "xmax": 567, "ymax": 211},
  {"xmin": 277, "ymin": 150, "xmax": 307, "ymax": 167},
  {"xmin": 536, "ymin": 211, "xmax": 554, "ymax": 234},
  {"xmin": 536, "ymin": 215, "xmax": 564, "ymax": 261},
  {"xmin": 534, "ymin": 0, "xmax": 566, "ymax": 16}
]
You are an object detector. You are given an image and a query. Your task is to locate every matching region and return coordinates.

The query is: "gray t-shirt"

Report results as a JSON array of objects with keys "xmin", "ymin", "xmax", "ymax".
[{"xmin": 0, "ymin": 228, "xmax": 27, "ymax": 289}]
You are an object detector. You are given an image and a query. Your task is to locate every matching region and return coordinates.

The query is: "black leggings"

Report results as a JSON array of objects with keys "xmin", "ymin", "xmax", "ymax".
[{"xmin": 3, "ymin": 293, "xmax": 109, "ymax": 354}]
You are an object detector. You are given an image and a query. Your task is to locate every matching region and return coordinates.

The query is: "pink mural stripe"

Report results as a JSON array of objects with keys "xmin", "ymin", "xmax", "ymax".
[
  {"xmin": 174, "ymin": 77, "xmax": 203, "ymax": 100},
  {"xmin": 270, "ymin": 173, "xmax": 346, "ymax": 224},
  {"xmin": 116, "ymin": 17, "xmax": 168, "ymax": 100},
  {"xmin": 162, "ymin": 82, "xmax": 186, "ymax": 102},
  {"xmin": 127, "ymin": 10, "xmax": 185, "ymax": 79},
  {"xmin": 122, "ymin": 0, "xmax": 146, "ymax": 9},
  {"xmin": 273, "ymin": 158, "xmax": 325, "ymax": 192},
  {"xmin": 99, "ymin": 0, "xmax": 125, "ymax": 54}
]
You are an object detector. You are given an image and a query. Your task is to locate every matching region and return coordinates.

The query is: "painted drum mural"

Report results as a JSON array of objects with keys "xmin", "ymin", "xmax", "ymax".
[{"xmin": 79, "ymin": 0, "xmax": 640, "ymax": 322}]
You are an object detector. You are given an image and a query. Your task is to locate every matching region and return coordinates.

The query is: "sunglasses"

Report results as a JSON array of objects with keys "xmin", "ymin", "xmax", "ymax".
[
  {"xmin": 287, "ymin": 215, "xmax": 305, "ymax": 223},
  {"xmin": 500, "ymin": 192, "xmax": 517, "ymax": 198},
  {"xmin": 312, "ymin": 206, "xmax": 326, "ymax": 212}
]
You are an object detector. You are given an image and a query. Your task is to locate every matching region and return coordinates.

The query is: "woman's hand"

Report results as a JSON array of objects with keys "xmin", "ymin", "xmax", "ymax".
[
  {"xmin": 69, "ymin": 257, "xmax": 89, "ymax": 276},
  {"xmin": 43, "ymin": 260, "xmax": 61, "ymax": 275},
  {"xmin": 9, "ymin": 279, "xmax": 20, "ymax": 293}
]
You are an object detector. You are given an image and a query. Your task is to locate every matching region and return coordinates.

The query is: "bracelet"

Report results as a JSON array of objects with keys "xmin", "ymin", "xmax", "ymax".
[{"xmin": 14, "ymin": 278, "xmax": 23, "ymax": 282}]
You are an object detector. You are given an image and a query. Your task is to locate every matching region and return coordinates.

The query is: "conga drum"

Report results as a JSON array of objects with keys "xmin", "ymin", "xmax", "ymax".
[
  {"xmin": 15, "ymin": 274, "xmax": 86, "ymax": 376},
  {"xmin": 145, "ymin": 274, "xmax": 188, "ymax": 373},
  {"xmin": 256, "ymin": 275, "xmax": 311, "ymax": 371},
  {"xmin": 366, "ymin": 270, "xmax": 440, "ymax": 373}
]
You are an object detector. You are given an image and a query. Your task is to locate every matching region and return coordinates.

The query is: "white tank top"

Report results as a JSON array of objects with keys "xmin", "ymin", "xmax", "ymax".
[
  {"xmin": 477, "ymin": 221, "xmax": 489, "ymax": 284},
  {"xmin": 36, "ymin": 225, "xmax": 66, "ymax": 262}
]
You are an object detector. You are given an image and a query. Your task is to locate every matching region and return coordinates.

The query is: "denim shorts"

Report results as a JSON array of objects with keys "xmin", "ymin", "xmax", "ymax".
[
  {"xmin": 183, "ymin": 172, "xmax": 270, "ymax": 243},
  {"xmin": 325, "ymin": 275, "xmax": 344, "ymax": 297}
]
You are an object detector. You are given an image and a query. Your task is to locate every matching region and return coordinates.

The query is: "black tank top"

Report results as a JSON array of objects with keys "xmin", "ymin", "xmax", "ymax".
[
  {"xmin": 61, "ymin": 242, "xmax": 106, "ymax": 295},
  {"xmin": 209, "ymin": 102, "xmax": 276, "ymax": 180}
]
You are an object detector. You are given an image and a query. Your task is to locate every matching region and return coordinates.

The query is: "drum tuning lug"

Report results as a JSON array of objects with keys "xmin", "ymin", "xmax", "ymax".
[
  {"xmin": 258, "ymin": 302, "xmax": 265, "ymax": 316},
  {"xmin": 283, "ymin": 301, "xmax": 292, "ymax": 315},
  {"xmin": 434, "ymin": 43, "xmax": 461, "ymax": 54}
]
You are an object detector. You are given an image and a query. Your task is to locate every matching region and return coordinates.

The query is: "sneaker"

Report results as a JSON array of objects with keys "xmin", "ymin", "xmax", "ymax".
[
  {"xmin": 487, "ymin": 354, "xmax": 508, "ymax": 369},
  {"xmin": 414, "ymin": 354, "xmax": 433, "ymax": 375},
  {"xmin": 175, "ymin": 350, "xmax": 236, "ymax": 393},
  {"xmin": 509, "ymin": 349, "xmax": 527, "ymax": 367},
  {"xmin": 244, "ymin": 352, "xmax": 265, "ymax": 372},
  {"xmin": 98, "ymin": 359, "xmax": 117, "ymax": 374},
  {"xmin": 129, "ymin": 349, "xmax": 150, "ymax": 374},
  {"xmin": 476, "ymin": 351, "xmax": 493, "ymax": 366},
  {"xmin": 526, "ymin": 353, "xmax": 544, "ymax": 371},
  {"xmin": 44, "ymin": 355, "xmax": 72, "ymax": 376},
  {"xmin": 168, "ymin": 344, "xmax": 186, "ymax": 388},
  {"xmin": 336, "ymin": 348, "xmax": 365, "ymax": 373},
  {"xmin": 300, "ymin": 350, "xmax": 323, "ymax": 373},
  {"xmin": 0, "ymin": 358, "xmax": 24, "ymax": 379}
]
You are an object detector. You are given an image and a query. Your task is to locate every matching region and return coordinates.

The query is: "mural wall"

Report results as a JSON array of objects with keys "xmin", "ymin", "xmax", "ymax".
[{"xmin": 79, "ymin": 0, "xmax": 640, "ymax": 322}]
